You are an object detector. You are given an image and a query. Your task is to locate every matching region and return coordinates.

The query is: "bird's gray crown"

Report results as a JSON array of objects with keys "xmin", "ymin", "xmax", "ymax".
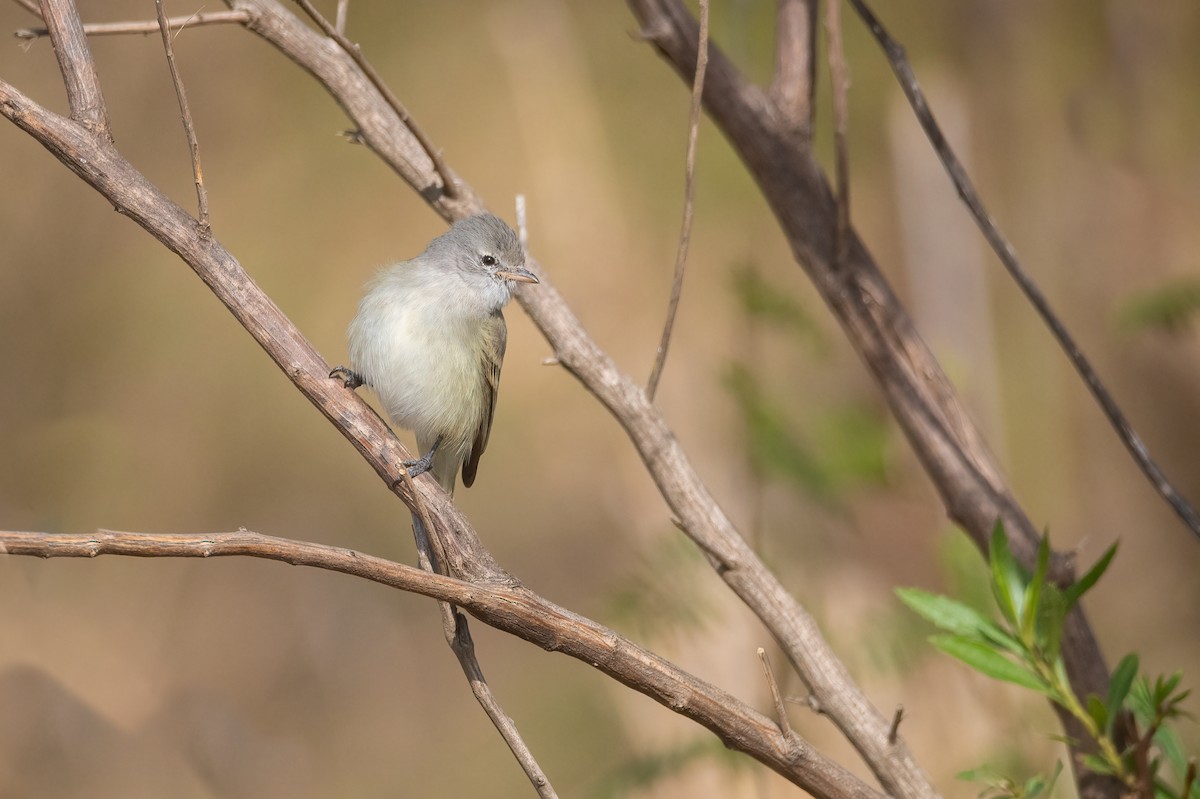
[{"xmin": 426, "ymin": 213, "xmax": 524, "ymax": 274}]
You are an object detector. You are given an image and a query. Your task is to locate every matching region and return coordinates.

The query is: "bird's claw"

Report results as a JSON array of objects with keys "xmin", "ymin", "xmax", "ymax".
[{"xmin": 329, "ymin": 365, "xmax": 364, "ymax": 389}]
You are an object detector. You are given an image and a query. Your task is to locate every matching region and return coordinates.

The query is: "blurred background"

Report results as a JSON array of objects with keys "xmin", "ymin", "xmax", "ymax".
[{"xmin": 1, "ymin": 1, "xmax": 1198, "ymax": 796}]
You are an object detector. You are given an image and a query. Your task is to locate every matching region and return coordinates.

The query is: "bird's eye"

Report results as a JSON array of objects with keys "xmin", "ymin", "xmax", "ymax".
[{"xmin": 481, "ymin": 254, "xmax": 498, "ymax": 267}]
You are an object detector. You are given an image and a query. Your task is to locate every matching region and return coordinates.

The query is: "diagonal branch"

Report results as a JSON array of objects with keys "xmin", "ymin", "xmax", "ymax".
[
  {"xmin": 624, "ymin": 1, "xmax": 1120, "ymax": 797},
  {"xmin": 0, "ymin": 529, "xmax": 881, "ymax": 799},
  {"xmin": 847, "ymin": 0, "xmax": 1200, "ymax": 543}
]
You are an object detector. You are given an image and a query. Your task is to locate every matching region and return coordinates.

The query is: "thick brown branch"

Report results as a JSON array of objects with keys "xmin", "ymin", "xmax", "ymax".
[
  {"xmin": 625, "ymin": 1, "xmax": 1125, "ymax": 797},
  {"xmin": 846, "ymin": 0, "xmax": 1200, "ymax": 544},
  {"xmin": 0, "ymin": 529, "xmax": 880, "ymax": 799}
]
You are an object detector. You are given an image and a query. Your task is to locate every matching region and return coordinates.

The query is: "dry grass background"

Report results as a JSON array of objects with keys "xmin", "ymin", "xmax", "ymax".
[{"xmin": 1, "ymin": 1, "xmax": 1197, "ymax": 796}]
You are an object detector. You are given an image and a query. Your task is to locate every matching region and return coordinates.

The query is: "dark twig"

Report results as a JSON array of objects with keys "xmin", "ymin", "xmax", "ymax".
[
  {"xmin": 825, "ymin": 0, "xmax": 851, "ymax": 268},
  {"xmin": 15, "ymin": 9, "xmax": 250, "ymax": 40},
  {"xmin": 848, "ymin": 0, "xmax": 1200, "ymax": 542},
  {"xmin": 646, "ymin": 0, "xmax": 708, "ymax": 400},
  {"xmin": 770, "ymin": 0, "xmax": 817, "ymax": 136},
  {"xmin": 887, "ymin": 705, "xmax": 904, "ymax": 745},
  {"xmin": 757, "ymin": 647, "xmax": 793, "ymax": 739},
  {"xmin": 155, "ymin": 0, "xmax": 209, "ymax": 232},
  {"xmin": 292, "ymin": 0, "xmax": 458, "ymax": 201}
]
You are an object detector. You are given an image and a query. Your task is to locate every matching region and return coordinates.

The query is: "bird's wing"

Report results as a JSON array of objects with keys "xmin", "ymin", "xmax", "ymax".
[{"xmin": 462, "ymin": 311, "xmax": 507, "ymax": 488}]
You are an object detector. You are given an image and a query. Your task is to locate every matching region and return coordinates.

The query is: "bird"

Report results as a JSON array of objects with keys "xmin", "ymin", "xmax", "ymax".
[{"xmin": 331, "ymin": 213, "xmax": 538, "ymax": 496}]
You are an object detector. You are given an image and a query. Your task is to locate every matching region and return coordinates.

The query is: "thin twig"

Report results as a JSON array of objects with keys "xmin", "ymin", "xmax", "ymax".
[
  {"xmin": 646, "ymin": 0, "xmax": 708, "ymax": 400},
  {"xmin": 13, "ymin": 0, "xmax": 40, "ymax": 17},
  {"xmin": 770, "ymin": 0, "xmax": 817, "ymax": 136},
  {"xmin": 886, "ymin": 705, "xmax": 904, "ymax": 745},
  {"xmin": 515, "ymin": 194, "xmax": 528, "ymax": 254},
  {"xmin": 757, "ymin": 647, "xmax": 793, "ymax": 738},
  {"xmin": 334, "ymin": 0, "xmax": 348, "ymax": 35},
  {"xmin": 292, "ymin": 0, "xmax": 457, "ymax": 201},
  {"xmin": 825, "ymin": 0, "xmax": 851, "ymax": 268},
  {"xmin": 447, "ymin": 610, "xmax": 559, "ymax": 798},
  {"xmin": 15, "ymin": 9, "xmax": 250, "ymax": 40},
  {"xmin": 847, "ymin": 0, "xmax": 1200, "ymax": 542},
  {"xmin": 155, "ymin": 0, "xmax": 209, "ymax": 232}
]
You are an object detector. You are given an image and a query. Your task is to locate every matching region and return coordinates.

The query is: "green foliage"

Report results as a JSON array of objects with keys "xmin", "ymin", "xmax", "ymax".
[
  {"xmin": 605, "ymin": 533, "xmax": 712, "ymax": 643},
  {"xmin": 1117, "ymin": 279, "xmax": 1200, "ymax": 335},
  {"xmin": 899, "ymin": 522, "xmax": 1196, "ymax": 798},
  {"xmin": 591, "ymin": 737, "xmax": 749, "ymax": 799},
  {"xmin": 730, "ymin": 264, "xmax": 821, "ymax": 341},
  {"xmin": 722, "ymin": 363, "xmax": 889, "ymax": 500},
  {"xmin": 958, "ymin": 761, "xmax": 1063, "ymax": 799}
]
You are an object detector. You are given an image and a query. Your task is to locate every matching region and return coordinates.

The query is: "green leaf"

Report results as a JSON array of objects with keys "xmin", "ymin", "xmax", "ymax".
[
  {"xmin": 1021, "ymin": 535, "xmax": 1051, "ymax": 643},
  {"xmin": 1081, "ymin": 754, "xmax": 1117, "ymax": 777},
  {"xmin": 1105, "ymin": 653, "xmax": 1139, "ymax": 733},
  {"xmin": 1116, "ymin": 279, "xmax": 1200, "ymax": 335},
  {"xmin": 1063, "ymin": 542, "xmax": 1118, "ymax": 608},
  {"xmin": 989, "ymin": 521, "xmax": 1028, "ymax": 627},
  {"xmin": 1087, "ymin": 694, "xmax": 1109, "ymax": 733},
  {"xmin": 930, "ymin": 634, "xmax": 1050, "ymax": 693},
  {"xmin": 897, "ymin": 588, "xmax": 1006, "ymax": 640},
  {"xmin": 730, "ymin": 264, "xmax": 822, "ymax": 340},
  {"xmin": 1034, "ymin": 583, "xmax": 1067, "ymax": 658}
]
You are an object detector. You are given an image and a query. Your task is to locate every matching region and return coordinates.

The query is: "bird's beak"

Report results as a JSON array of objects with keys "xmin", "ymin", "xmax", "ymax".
[{"xmin": 498, "ymin": 266, "xmax": 539, "ymax": 284}]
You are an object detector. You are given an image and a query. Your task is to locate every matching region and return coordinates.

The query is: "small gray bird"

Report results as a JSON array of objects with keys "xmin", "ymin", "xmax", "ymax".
[{"xmin": 331, "ymin": 213, "xmax": 538, "ymax": 495}]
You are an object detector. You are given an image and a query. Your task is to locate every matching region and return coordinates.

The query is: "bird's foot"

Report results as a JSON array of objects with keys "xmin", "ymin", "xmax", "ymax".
[
  {"xmin": 329, "ymin": 366, "xmax": 364, "ymax": 389},
  {"xmin": 402, "ymin": 450, "xmax": 435, "ymax": 479}
]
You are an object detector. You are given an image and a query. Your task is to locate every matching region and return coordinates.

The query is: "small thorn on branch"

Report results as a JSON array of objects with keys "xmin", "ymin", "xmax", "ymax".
[{"xmin": 887, "ymin": 704, "xmax": 904, "ymax": 745}]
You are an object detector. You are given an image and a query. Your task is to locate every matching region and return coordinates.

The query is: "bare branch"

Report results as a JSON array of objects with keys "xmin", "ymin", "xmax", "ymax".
[
  {"xmin": 0, "ymin": 528, "xmax": 880, "ymax": 799},
  {"xmin": 155, "ymin": 0, "xmax": 209, "ymax": 231},
  {"xmin": 292, "ymin": 0, "xmax": 459, "ymax": 202},
  {"xmin": 13, "ymin": 0, "xmax": 40, "ymax": 17},
  {"xmin": 847, "ymin": 0, "xmax": 1200, "ymax": 543},
  {"xmin": 646, "ymin": 0, "xmax": 708, "ymax": 400},
  {"xmin": 825, "ymin": 0, "xmax": 851, "ymax": 267},
  {"xmin": 37, "ymin": 0, "xmax": 110, "ymax": 137},
  {"xmin": 770, "ymin": 0, "xmax": 817, "ymax": 136},
  {"xmin": 445, "ymin": 610, "xmax": 558, "ymax": 799},
  {"xmin": 334, "ymin": 0, "xmax": 348, "ymax": 34},
  {"xmin": 15, "ymin": 10, "xmax": 250, "ymax": 40}
]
